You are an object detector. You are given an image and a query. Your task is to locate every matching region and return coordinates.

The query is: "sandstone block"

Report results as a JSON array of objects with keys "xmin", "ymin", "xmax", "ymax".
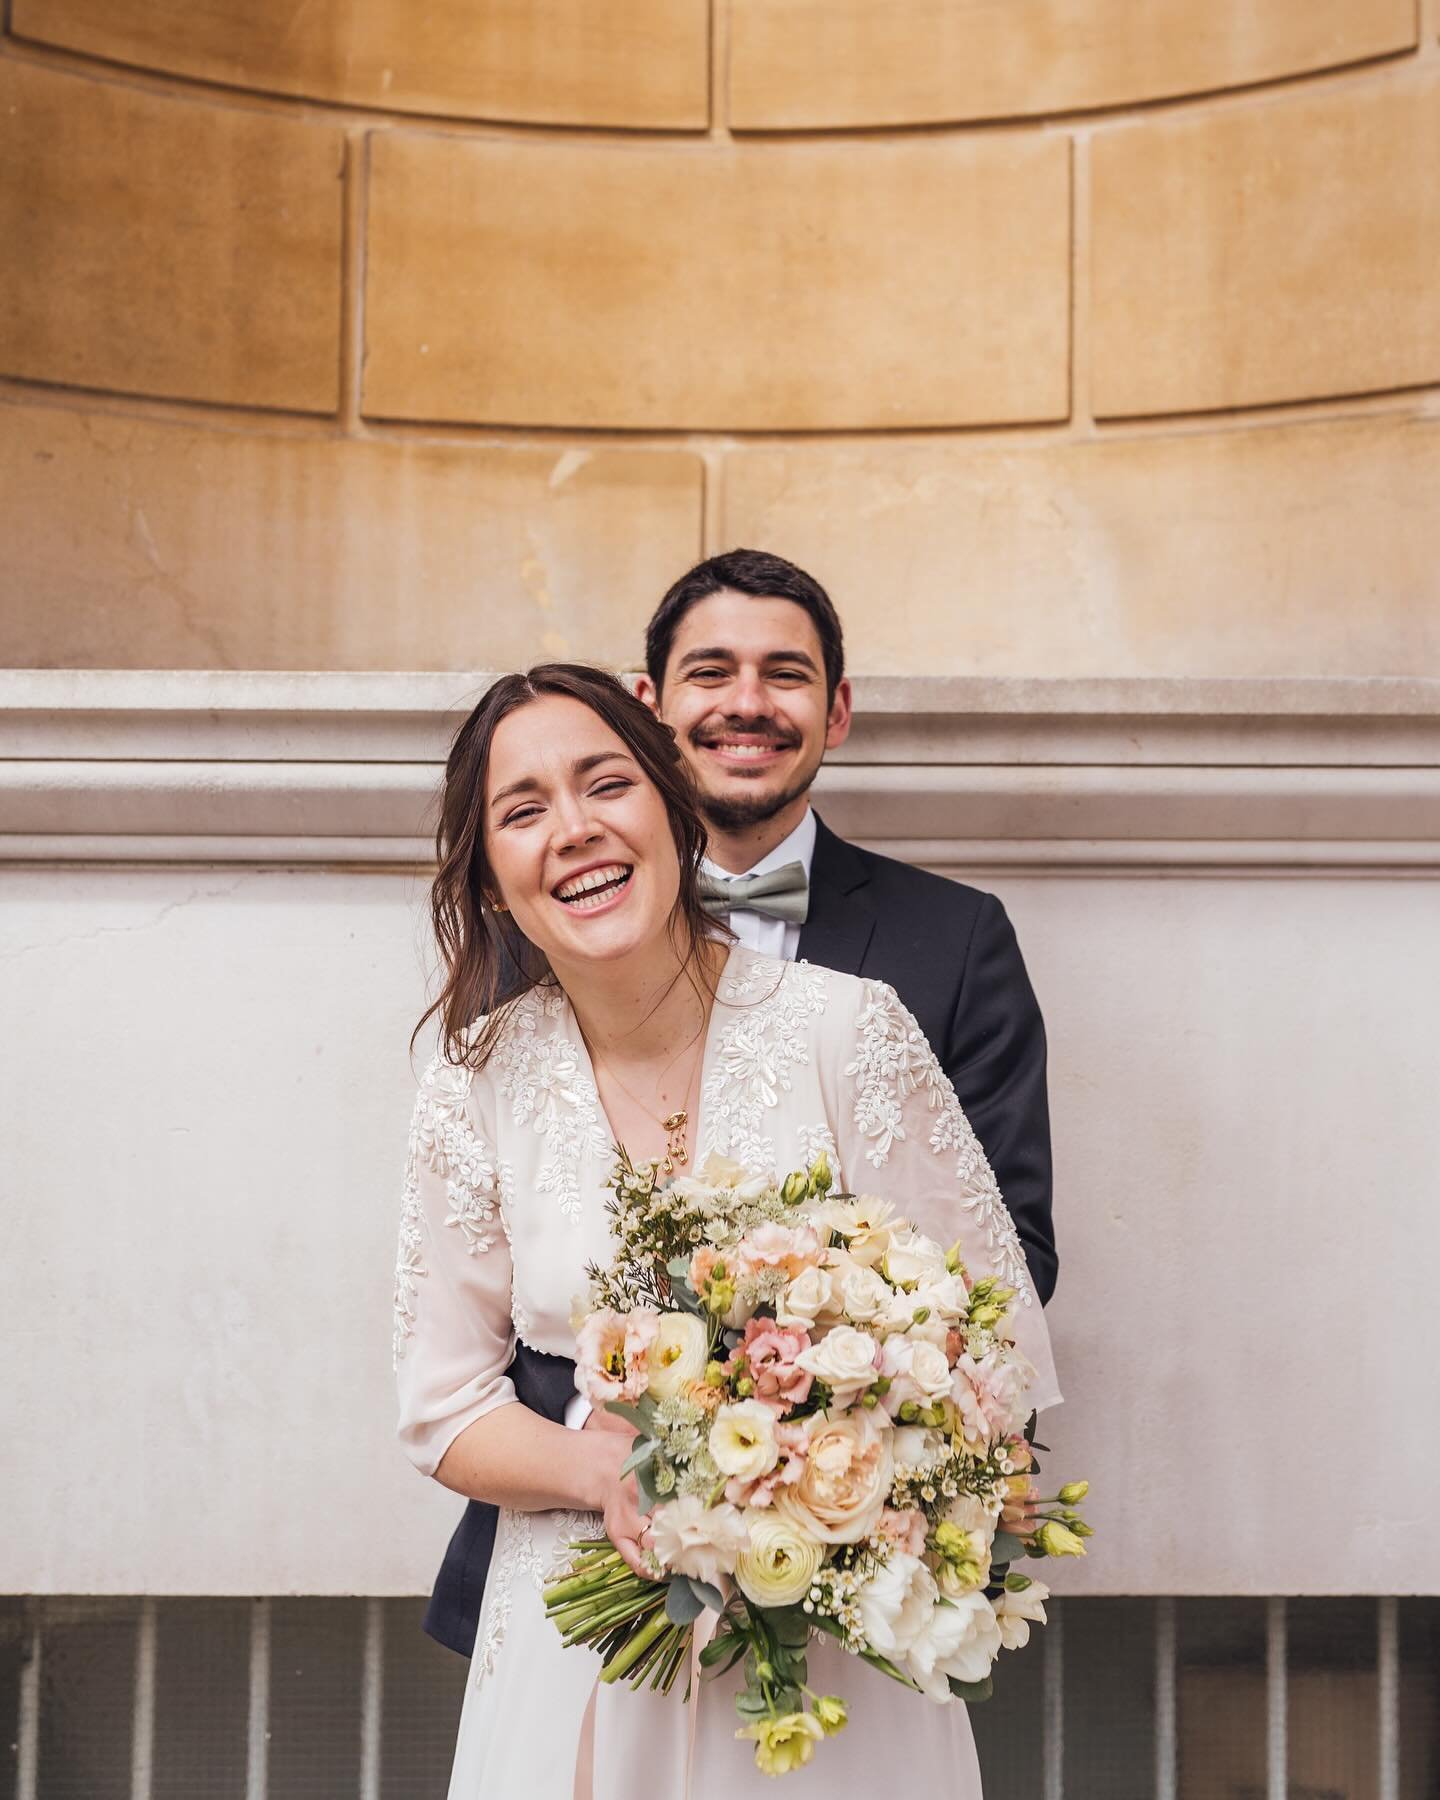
[
  {"xmin": 0, "ymin": 61, "xmax": 344, "ymax": 411},
  {"xmin": 1091, "ymin": 75, "xmax": 1440, "ymax": 415},
  {"xmin": 721, "ymin": 414, "xmax": 1440, "ymax": 678},
  {"xmin": 363, "ymin": 133, "xmax": 1070, "ymax": 430},
  {"xmin": 0, "ymin": 401, "xmax": 703, "ymax": 669},
  {"xmin": 729, "ymin": 0, "xmax": 1413, "ymax": 129},
  {"xmin": 11, "ymin": 0, "xmax": 709, "ymax": 129}
]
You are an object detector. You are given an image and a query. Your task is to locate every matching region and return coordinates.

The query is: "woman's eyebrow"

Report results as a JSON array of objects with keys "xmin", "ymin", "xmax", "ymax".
[{"xmin": 489, "ymin": 751, "xmax": 632, "ymax": 809}]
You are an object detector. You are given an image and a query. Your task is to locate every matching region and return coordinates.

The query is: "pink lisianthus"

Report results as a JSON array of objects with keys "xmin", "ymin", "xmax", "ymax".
[
  {"xmin": 736, "ymin": 1222, "xmax": 824, "ymax": 1283},
  {"xmin": 574, "ymin": 1307, "xmax": 660, "ymax": 1405},
  {"xmin": 876, "ymin": 1506, "xmax": 929, "ymax": 1557},
  {"xmin": 725, "ymin": 1420, "xmax": 810, "ymax": 1508},
  {"xmin": 731, "ymin": 1317, "xmax": 814, "ymax": 1413}
]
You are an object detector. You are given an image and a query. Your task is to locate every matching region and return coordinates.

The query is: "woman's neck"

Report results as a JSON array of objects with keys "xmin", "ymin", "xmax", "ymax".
[{"xmin": 557, "ymin": 933, "xmax": 728, "ymax": 1067}]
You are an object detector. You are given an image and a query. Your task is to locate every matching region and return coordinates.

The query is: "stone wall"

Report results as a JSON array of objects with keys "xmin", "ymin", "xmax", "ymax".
[{"xmin": 3, "ymin": 4, "xmax": 1438, "ymax": 676}]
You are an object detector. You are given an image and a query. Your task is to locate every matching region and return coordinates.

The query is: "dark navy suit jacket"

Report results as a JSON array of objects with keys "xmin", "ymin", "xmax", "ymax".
[{"xmin": 421, "ymin": 814, "xmax": 1057, "ymax": 1655}]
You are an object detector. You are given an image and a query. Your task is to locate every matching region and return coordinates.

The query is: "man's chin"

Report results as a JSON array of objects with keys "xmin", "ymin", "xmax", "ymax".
[{"xmin": 699, "ymin": 775, "xmax": 816, "ymax": 834}]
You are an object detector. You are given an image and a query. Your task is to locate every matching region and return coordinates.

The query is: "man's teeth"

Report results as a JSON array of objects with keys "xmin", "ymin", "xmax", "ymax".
[
  {"xmin": 711, "ymin": 742, "xmax": 784, "ymax": 757},
  {"xmin": 556, "ymin": 865, "xmax": 633, "ymax": 907}
]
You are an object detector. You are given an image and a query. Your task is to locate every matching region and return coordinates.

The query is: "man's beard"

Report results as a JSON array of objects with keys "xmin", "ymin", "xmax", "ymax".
[{"xmin": 697, "ymin": 768, "xmax": 819, "ymax": 834}]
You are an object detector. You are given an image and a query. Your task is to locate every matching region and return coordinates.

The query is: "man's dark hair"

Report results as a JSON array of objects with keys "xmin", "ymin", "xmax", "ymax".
[{"xmin": 645, "ymin": 549, "xmax": 845, "ymax": 701}]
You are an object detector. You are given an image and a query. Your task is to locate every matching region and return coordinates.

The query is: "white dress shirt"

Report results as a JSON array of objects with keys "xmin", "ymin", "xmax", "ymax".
[
  {"xmin": 564, "ymin": 809, "xmax": 818, "ymax": 1428},
  {"xmin": 699, "ymin": 806, "xmax": 817, "ymax": 963}
]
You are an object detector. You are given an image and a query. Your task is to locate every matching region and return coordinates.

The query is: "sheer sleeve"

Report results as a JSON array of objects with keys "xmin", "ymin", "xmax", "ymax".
[
  {"xmin": 393, "ymin": 1051, "xmax": 518, "ymax": 1476},
  {"xmin": 824, "ymin": 977, "xmax": 1061, "ymax": 1413}
]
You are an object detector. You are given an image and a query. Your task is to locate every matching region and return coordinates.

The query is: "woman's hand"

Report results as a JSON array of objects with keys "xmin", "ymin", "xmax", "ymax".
[{"xmin": 583, "ymin": 1428, "xmax": 657, "ymax": 1580}]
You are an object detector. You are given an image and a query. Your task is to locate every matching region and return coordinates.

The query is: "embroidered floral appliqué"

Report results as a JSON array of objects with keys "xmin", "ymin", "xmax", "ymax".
[
  {"xmin": 492, "ymin": 988, "xmax": 608, "ymax": 1223},
  {"xmin": 700, "ymin": 953, "xmax": 832, "ymax": 1171},
  {"xmin": 393, "ymin": 1051, "xmax": 502, "ymax": 1365},
  {"xmin": 795, "ymin": 1120, "xmax": 841, "ymax": 1187},
  {"xmin": 847, "ymin": 980, "xmax": 1033, "ymax": 1306},
  {"xmin": 475, "ymin": 1506, "xmax": 603, "ymax": 1684}
]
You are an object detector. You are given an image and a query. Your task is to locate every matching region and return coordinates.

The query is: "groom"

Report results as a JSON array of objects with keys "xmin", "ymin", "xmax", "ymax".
[{"xmin": 422, "ymin": 547, "xmax": 1057, "ymax": 1656}]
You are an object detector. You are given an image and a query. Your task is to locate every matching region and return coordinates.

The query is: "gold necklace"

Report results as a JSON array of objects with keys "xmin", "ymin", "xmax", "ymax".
[{"xmin": 587, "ymin": 1031, "xmax": 706, "ymax": 1178}]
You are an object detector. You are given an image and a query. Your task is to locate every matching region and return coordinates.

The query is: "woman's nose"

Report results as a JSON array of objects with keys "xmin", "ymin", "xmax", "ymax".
[{"xmin": 553, "ymin": 794, "xmax": 602, "ymax": 851}]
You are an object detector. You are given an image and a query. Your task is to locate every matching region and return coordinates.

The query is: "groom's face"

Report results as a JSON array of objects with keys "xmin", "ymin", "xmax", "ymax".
[{"xmin": 641, "ymin": 592, "xmax": 851, "ymax": 832}]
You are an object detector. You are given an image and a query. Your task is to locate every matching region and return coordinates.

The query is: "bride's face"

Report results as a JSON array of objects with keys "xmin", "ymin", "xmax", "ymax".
[{"xmin": 482, "ymin": 694, "xmax": 683, "ymax": 971}]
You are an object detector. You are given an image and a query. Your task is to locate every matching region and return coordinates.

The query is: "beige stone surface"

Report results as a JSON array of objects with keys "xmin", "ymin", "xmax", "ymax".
[
  {"xmin": 363, "ymin": 133, "xmax": 1071, "ymax": 430},
  {"xmin": 12, "ymin": 0, "xmax": 709, "ymax": 129},
  {"xmin": 729, "ymin": 0, "xmax": 1414, "ymax": 129},
  {"xmin": 0, "ymin": 401, "xmax": 702, "ymax": 668},
  {"xmin": 721, "ymin": 412, "xmax": 1440, "ymax": 678},
  {"xmin": 0, "ymin": 60, "xmax": 343, "ymax": 412},
  {"xmin": 1091, "ymin": 76, "xmax": 1440, "ymax": 416}
]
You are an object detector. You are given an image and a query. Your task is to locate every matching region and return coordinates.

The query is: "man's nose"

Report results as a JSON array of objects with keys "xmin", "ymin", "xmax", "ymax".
[{"xmin": 727, "ymin": 667, "xmax": 773, "ymax": 720}]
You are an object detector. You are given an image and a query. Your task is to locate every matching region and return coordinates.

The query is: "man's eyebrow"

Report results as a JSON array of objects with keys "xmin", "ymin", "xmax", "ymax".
[
  {"xmin": 675, "ymin": 646, "xmax": 821, "ymax": 674},
  {"xmin": 489, "ymin": 751, "xmax": 633, "ymax": 809}
]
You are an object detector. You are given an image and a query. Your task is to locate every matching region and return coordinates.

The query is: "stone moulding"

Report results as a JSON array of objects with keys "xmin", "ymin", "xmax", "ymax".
[{"xmin": 1, "ymin": 670, "xmax": 1438, "ymax": 872}]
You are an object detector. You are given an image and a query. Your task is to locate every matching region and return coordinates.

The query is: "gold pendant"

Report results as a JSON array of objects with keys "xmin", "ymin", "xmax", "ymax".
[{"xmin": 660, "ymin": 1110, "xmax": 689, "ymax": 1178}]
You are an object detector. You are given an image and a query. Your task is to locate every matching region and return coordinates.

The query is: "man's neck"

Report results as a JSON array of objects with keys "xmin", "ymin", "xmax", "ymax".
[{"xmin": 703, "ymin": 795, "xmax": 812, "ymax": 876}]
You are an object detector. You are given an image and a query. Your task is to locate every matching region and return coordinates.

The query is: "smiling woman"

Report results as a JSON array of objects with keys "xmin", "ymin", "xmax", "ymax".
[{"xmin": 415, "ymin": 663, "xmax": 720, "ymax": 1076}]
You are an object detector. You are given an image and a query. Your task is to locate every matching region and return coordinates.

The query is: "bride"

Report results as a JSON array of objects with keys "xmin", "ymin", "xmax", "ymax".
[{"xmin": 395, "ymin": 664, "xmax": 1060, "ymax": 1798}]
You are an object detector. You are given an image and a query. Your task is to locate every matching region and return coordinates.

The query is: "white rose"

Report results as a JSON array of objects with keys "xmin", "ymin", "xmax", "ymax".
[
  {"xmin": 775, "ymin": 1263, "xmax": 837, "ymax": 1331},
  {"xmin": 775, "ymin": 1412, "xmax": 894, "ymax": 1545},
  {"xmin": 881, "ymin": 1335, "xmax": 954, "ymax": 1414},
  {"xmin": 836, "ymin": 1262, "xmax": 892, "ymax": 1325},
  {"xmin": 906, "ymin": 1591, "xmax": 1002, "ymax": 1701},
  {"xmin": 709, "ymin": 1400, "xmax": 780, "ymax": 1482},
  {"xmin": 648, "ymin": 1495, "xmax": 751, "ymax": 1588},
  {"xmin": 855, "ymin": 1553, "xmax": 936, "ymax": 1656},
  {"xmin": 883, "ymin": 1229, "xmax": 948, "ymax": 1290},
  {"xmin": 646, "ymin": 1312, "xmax": 710, "ymax": 1402},
  {"xmin": 795, "ymin": 1325, "xmax": 881, "ymax": 1406},
  {"xmin": 912, "ymin": 1271, "xmax": 969, "ymax": 1323},
  {"xmin": 993, "ymin": 1579, "xmax": 1049, "ymax": 1651},
  {"xmin": 734, "ymin": 1512, "xmax": 825, "ymax": 1609}
]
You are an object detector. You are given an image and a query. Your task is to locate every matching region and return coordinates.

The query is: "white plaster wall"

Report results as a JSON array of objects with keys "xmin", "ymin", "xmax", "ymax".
[{"xmin": 5, "ymin": 858, "xmax": 1438, "ymax": 1595}]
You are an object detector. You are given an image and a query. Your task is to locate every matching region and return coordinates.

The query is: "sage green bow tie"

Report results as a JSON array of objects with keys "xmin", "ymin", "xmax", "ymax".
[{"xmin": 697, "ymin": 861, "xmax": 810, "ymax": 925}]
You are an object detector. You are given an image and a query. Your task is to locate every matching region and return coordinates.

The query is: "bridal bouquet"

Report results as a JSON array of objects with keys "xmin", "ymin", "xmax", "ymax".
[{"xmin": 544, "ymin": 1149, "xmax": 1090, "ymax": 1778}]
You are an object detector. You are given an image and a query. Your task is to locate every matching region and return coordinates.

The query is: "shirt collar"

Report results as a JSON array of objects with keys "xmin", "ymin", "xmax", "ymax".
[{"xmin": 702, "ymin": 807, "xmax": 817, "ymax": 884}]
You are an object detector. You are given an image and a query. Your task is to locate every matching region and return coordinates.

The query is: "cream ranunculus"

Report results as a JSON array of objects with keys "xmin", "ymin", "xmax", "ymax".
[
  {"xmin": 646, "ymin": 1312, "xmax": 711, "ymax": 1402},
  {"xmin": 794, "ymin": 1324, "xmax": 881, "ymax": 1406},
  {"xmin": 993, "ymin": 1579, "xmax": 1049, "ymax": 1650},
  {"xmin": 734, "ymin": 1512, "xmax": 825, "ymax": 1608},
  {"xmin": 775, "ymin": 1412, "xmax": 894, "ymax": 1545},
  {"xmin": 775, "ymin": 1262, "xmax": 838, "ymax": 1331},
  {"xmin": 854, "ymin": 1552, "xmax": 936, "ymax": 1656},
  {"xmin": 709, "ymin": 1399, "xmax": 780, "ymax": 1482},
  {"xmin": 647, "ymin": 1494, "xmax": 751, "ymax": 1587},
  {"xmin": 817, "ymin": 1197, "xmax": 895, "ymax": 1268}
]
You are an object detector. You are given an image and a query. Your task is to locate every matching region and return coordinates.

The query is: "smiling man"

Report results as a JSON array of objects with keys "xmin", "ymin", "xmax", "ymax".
[{"xmin": 421, "ymin": 548, "xmax": 1058, "ymax": 1661}]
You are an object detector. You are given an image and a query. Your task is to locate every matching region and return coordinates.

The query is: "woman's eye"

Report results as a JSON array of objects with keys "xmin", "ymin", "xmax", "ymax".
[
  {"xmin": 502, "ymin": 805, "xmax": 542, "ymax": 826},
  {"xmin": 592, "ymin": 780, "xmax": 633, "ymax": 798}
]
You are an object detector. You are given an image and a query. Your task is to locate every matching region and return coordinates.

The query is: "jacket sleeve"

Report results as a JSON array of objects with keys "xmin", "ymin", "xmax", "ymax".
[
  {"xmin": 393, "ymin": 1054, "xmax": 517, "ymax": 1477},
  {"xmin": 946, "ymin": 894, "xmax": 1058, "ymax": 1304}
]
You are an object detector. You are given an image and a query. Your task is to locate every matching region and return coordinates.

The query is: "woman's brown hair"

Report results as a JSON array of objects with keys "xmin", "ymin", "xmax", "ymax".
[{"xmin": 415, "ymin": 663, "xmax": 719, "ymax": 1068}]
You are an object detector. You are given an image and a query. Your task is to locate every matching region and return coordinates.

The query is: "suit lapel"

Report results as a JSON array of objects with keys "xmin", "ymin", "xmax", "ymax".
[{"xmin": 797, "ymin": 814, "xmax": 876, "ymax": 977}]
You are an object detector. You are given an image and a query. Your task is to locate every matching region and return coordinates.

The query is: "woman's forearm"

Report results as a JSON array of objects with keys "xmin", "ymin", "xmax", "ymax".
[{"xmin": 432, "ymin": 1401, "xmax": 606, "ymax": 1513}]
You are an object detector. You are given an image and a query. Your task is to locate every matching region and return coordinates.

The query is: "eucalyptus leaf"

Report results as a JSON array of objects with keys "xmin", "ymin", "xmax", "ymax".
[
  {"xmin": 688, "ymin": 1578, "xmax": 724, "ymax": 1612},
  {"xmin": 665, "ymin": 1578, "xmax": 706, "ymax": 1626},
  {"xmin": 620, "ymin": 1439, "xmax": 658, "ymax": 1478},
  {"xmin": 768, "ymin": 1607, "xmax": 811, "ymax": 1649},
  {"xmin": 604, "ymin": 1399, "xmax": 654, "ymax": 1433},
  {"xmin": 734, "ymin": 1689, "xmax": 769, "ymax": 1719},
  {"xmin": 989, "ymin": 1533, "xmax": 1022, "ymax": 1565}
]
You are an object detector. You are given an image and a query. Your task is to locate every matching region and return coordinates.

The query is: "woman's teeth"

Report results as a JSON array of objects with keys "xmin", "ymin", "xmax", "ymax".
[{"xmin": 555, "ymin": 865, "xmax": 633, "ymax": 908}]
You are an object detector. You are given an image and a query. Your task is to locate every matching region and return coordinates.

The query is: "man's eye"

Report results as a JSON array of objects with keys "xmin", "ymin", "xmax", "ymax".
[{"xmin": 689, "ymin": 668, "xmax": 729, "ymax": 681}]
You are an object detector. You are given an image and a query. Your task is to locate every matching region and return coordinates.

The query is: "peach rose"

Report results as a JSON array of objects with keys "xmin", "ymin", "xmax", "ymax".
[{"xmin": 774, "ymin": 1412, "xmax": 894, "ymax": 1545}]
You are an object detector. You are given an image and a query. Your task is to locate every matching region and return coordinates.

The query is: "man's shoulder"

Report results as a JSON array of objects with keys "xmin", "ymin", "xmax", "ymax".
[{"xmin": 830, "ymin": 832, "xmax": 997, "ymax": 928}]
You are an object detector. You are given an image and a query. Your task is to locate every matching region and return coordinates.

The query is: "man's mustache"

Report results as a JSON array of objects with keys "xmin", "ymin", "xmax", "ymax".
[{"xmin": 690, "ymin": 719, "xmax": 801, "ymax": 750}]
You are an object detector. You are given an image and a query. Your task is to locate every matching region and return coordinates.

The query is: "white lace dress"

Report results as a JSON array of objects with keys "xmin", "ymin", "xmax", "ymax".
[{"xmin": 394, "ymin": 946, "xmax": 1060, "ymax": 1799}]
